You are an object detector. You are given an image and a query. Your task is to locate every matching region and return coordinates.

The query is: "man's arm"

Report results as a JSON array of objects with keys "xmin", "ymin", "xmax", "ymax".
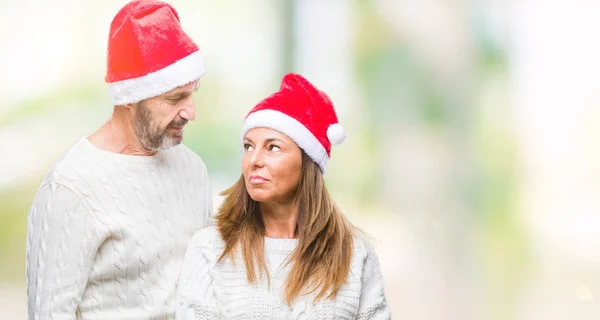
[
  {"xmin": 26, "ymin": 181, "xmax": 104, "ymax": 320},
  {"xmin": 202, "ymin": 162, "xmax": 214, "ymax": 226}
]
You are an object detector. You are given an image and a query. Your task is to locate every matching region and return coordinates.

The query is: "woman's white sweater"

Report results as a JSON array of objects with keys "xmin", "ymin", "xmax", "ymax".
[{"xmin": 176, "ymin": 226, "xmax": 391, "ymax": 319}]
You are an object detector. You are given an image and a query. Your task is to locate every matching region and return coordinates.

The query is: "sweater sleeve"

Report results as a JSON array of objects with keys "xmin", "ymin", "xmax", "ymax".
[
  {"xmin": 357, "ymin": 243, "xmax": 392, "ymax": 320},
  {"xmin": 202, "ymin": 163, "xmax": 215, "ymax": 227},
  {"xmin": 175, "ymin": 228, "xmax": 221, "ymax": 319},
  {"xmin": 26, "ymin": 181, "xmax": 105, "ymax": 320}
]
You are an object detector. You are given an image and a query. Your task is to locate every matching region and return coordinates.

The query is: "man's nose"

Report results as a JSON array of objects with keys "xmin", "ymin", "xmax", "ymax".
[{"xmin": 178, "ymin": 97, "xmax": 196, "ymax": 121}]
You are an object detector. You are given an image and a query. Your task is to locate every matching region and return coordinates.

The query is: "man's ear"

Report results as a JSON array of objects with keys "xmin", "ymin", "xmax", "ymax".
[
  {"xmin": 125, "ymin": 102, "xmax": 139, "ymax": 112},
  {"xmin": 113, "ymin": 104, "xmax": 136, "ymax": 118}
]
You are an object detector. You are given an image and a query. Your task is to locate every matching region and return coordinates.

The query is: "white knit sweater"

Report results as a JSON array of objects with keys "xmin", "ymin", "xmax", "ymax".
[
  {"xmin": 176, "ymin": 226, "xmax": 391, "ymax": 319},
  {"xmin": 26, "ymin": 137, "xmax": 213, "ymax": 319}
]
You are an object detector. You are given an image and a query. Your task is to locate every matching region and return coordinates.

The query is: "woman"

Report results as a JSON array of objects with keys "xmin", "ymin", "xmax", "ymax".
[{"xmin": 176, "ymin": 73, "xmax": 391, "ymax": 319}]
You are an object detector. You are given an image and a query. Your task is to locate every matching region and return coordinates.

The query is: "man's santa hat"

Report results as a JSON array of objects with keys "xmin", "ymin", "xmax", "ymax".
[
  {"xmin": 105, "ymin": 0, "xmax": 206, "ymax": 106},
  {"xmin": 242, "ymin": 73, "xmax": 346, "ymax": 174}
]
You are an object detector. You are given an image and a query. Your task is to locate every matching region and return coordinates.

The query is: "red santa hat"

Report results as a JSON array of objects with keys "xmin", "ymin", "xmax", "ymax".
[
  {"xmin": 242, "ymin": 73, "xmax": 346, "ymax": 174},
  {"xmin": 105, "ymin": 0, "xmax": 206, "ymax": 106}
]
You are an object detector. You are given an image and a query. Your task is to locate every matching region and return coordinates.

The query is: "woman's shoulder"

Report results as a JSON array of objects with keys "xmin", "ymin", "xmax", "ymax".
[
  {"xmin": 352, "ymin": 229, "xmax": 379, "ymax": 258},
  {"xmin": 188, "ymin": 225, "xmax": 225, "ymax": 254},
  {"xmin": 352, "ymin": 229, "xmax": 375, "ymax": 253},
  {"xmin": 348, "ymin": 230, "xmax": 386, "ymax": 284}
]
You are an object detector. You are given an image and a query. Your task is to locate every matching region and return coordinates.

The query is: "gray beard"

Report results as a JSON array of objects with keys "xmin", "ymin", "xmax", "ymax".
[{"xmin": 133, "ymin": 101, "xmax": 183, "ymax": 151}]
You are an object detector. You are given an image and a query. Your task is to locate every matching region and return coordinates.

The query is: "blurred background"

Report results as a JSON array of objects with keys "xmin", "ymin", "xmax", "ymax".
[{"xmin": 1, "ymin": 0, "xmax": 600, "ymax": 319}]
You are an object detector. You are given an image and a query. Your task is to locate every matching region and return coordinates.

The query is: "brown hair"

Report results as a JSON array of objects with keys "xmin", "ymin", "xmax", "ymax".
[{"xmin": 215, "ymin": 151, "xmax": 355, "ymax": 304}]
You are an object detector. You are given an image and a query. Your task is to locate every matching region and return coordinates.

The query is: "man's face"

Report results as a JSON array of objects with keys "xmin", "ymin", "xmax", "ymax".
[{"xmin": 133, "ymin": 80, "xmax": 199, "ymax": 151}]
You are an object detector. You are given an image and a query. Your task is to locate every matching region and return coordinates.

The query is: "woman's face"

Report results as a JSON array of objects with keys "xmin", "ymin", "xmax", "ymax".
[{"xmin": 242, "ymin": 128, "xmax": 303, "ymax": 205}]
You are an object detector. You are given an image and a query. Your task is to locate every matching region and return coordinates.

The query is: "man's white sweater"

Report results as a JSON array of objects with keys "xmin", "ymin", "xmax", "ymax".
[{"xmin": 26, "ymin": 137, "xmax": 213, "ymax": 319}]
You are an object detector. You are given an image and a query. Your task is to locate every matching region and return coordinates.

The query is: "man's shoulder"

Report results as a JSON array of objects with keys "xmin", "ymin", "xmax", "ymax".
[{"xmin": 41, "ymin": 138, "xmax": 94, "ymax": 187}]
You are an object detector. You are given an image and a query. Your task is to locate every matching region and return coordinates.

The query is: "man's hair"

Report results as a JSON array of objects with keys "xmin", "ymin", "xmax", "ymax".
[{"xmin": 215, "ymin": 151, "xmax": 355, "ymax": 304}]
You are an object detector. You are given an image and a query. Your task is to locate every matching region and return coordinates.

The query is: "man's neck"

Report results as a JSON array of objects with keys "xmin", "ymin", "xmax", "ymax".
[{"xmin": 88, "ymin": 107, "xmax": 156, "ymax": 156}]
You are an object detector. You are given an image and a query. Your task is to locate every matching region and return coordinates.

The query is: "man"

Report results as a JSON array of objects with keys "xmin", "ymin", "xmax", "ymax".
[{"xmin": 25, "ymin": 1, "xmax": 213, "ymax": 318}]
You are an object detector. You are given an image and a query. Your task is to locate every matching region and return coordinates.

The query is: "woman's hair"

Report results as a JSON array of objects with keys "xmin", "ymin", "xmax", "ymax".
[{"xmin": 215, "ymin": 151, "xmax": 355, "ymax": 305}]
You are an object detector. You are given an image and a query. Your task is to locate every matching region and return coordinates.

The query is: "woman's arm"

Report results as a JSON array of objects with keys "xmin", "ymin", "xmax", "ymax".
[
  {"xmin": 176, "ymin": 228, "xmax": 221, "ymax": 319},
  {"xmin": 357, "ymin": 242, "xmax": 392, "ymax": 320}
]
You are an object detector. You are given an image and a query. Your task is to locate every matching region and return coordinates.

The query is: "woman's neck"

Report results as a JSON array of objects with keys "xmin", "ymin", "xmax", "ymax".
[{"xmin": 260, "ymin": 201, "xmax": 299, "ymax": 239}]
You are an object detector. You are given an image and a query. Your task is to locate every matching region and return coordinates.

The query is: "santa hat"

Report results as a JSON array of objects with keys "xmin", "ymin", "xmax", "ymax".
[
  {"xmin": 241, "ymin": 73, "xmax": 346, "ymax": 174},
  {"xmin": 105, "ymin": 0, "xmax": 206, "ymax": 106}
]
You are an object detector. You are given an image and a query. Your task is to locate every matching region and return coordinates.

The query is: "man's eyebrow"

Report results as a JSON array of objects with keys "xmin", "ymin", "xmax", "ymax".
[
  {"xmin": 165, "ymin": 90, "xmax": 192, "ymax": 100},
  {"xmin": 165, "ymin": 81, "xmax": 199, "ymax": 99}
]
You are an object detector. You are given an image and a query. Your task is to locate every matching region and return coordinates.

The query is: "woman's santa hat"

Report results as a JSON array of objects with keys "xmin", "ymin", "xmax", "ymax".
[
  {"xmin": 105, "ymin": 0, "xmax": 206, "ymax": 106},
  {"xmin": 242, "ymin": 73, "xmax": 346, "ymax": 174}
]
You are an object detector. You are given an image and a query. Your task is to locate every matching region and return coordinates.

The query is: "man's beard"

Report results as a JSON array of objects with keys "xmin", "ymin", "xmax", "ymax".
[{"xmin": 133, "ymin": 101, "xmax": 188, "ymax": 151}]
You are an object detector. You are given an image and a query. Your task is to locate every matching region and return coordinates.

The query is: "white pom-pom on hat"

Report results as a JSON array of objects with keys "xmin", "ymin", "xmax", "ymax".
[{"xmin": 327, "ymin": 123, "xmax": 346, "ymax": 145}]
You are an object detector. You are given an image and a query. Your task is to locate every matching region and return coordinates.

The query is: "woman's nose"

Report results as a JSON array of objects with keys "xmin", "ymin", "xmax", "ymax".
[{"xmin": 250, "ymin": 149, "xmax": 265, "ymax": 168}]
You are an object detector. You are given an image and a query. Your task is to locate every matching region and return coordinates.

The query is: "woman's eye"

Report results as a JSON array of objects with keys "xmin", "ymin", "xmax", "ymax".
[
  {"xmin": 269, "ymin": 145, "xmax": 281, "ymax": 151},
  {"xmin": 243, "ymin": 144, "xmax": 254, "ymax": 151}
]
